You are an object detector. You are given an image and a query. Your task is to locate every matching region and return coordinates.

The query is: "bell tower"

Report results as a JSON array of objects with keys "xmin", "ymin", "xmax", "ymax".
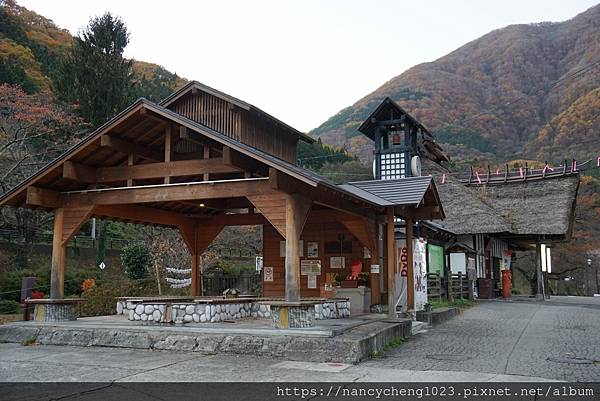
[{"xmin": 358, "ymin": 97, "xmax": 447, "ymax": 180}]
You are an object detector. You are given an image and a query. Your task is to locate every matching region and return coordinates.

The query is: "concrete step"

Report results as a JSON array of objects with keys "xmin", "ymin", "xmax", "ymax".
[{"xmin": 410, "ymin": 320, "xmax": 430, "ymax": 335}]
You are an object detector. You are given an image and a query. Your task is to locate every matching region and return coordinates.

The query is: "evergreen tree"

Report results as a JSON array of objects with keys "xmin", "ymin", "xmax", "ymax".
[
  {"xmin": 55, "ymin": 12, "xmax": 134, "ymax": 128},
  {"xmin": 55, "ymin": 12, "xmax": 135, "ymax": 265}
]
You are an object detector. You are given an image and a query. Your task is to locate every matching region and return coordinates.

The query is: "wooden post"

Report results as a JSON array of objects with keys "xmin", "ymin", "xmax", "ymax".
[
  {"xmin": 191, "ymin": 252, "xmax": 200, "ymax": 297},
  {"xmin": 164, "ymin": 126, "xmax": 172, "ymax": 184},
  {"xmin": 285, "ymin": 196, "xmax": 301, "ymax": 302},
  {"xmin": 50, "ymin": 208, "xmax": 66, "ymax": 299},
  {"xmin": 386, "ymin": 208, "xmax": 395, "ymax": 318},
  {"xmin": 370, "ymin": 235, "xmax": 380, "ymax": 306},
  {"xmin": 406, "ymin": 216, "xmax": 414, "ymax": 312},
  {"xmin": 127, "ymin": 154, "xmax": 134, "ymax": 187},
  {"xmin": 203, "ymin": 145, "xmax": 210, "ymax": 181}
]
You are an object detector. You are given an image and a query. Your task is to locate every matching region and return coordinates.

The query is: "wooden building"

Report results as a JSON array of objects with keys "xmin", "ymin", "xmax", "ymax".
[
  {"xmin": 358, "ymin": 97, "xmax": 580, "ymax": 300},
  {"xmin": 0, "ymin": 81, "xmax": 444, "ymax": 316}
]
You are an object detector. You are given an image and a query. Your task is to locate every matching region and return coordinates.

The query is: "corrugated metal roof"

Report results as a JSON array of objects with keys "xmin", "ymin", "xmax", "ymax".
[{"xmin": 340, "ymin": 176, "xmax": 434, "ymax": 206}]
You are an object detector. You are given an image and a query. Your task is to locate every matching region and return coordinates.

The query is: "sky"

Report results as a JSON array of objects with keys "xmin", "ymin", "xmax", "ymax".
[{"xmin": 18, "ymin": 0, "xmax": 599, "ymax": 132}]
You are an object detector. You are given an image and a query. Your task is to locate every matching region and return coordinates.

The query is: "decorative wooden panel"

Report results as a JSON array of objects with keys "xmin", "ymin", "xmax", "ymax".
[
  {"xmin": 170, "ymin": 92, "xmax": 297, "ymax": 162},
  {"xmin": 247, "ymin": 194, "xmax": 288, "ymax": 238},
  {"xmin": 61, "ymin": 206, "xmax": 95, "ymax": 245}
]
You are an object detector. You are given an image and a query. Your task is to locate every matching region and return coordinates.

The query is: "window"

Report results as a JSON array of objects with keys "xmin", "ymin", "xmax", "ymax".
[{"xmin": 380, "ymin": 152, "xmax": 405, "ymax": 179}]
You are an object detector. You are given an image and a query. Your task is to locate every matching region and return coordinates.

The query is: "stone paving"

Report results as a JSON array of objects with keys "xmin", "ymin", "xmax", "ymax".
[
  {"xmin": 362, "ymin": 299, "xmax": 600, "ymax": 382},
  {"xmin": 0, "ymin": 299, "xmax": 598, "ymax": 382}
]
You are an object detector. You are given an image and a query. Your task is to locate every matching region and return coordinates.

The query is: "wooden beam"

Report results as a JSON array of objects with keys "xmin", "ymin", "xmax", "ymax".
[
  {"xmin": 94, "ymin": 204, "xmax": 191, "ymax": 227},
  {"xmin": 203, "ymin": 144, "xmax": 210, "ymax": 181},
  {"xmin": 26, "ymin": 186, "xmax": 61, "ymax": 208},
  {"xmin": 63, "ymin": 161, "xmax": 97, "ymax": 183},
  {"xmin": 127, "ymin": 154, "xmax": 134, "ymax": 187},
  {"xmin": 100, "ymin": 135, "xmax": 163, "ymax": 162},
  {"xmin": 63, "ymin": 178, "xmax": 275, "ymax": 206},
  {"xmin": 179, "ymin": 223, "xmax": 225, "ymax": 297},
  {"xmin": 247, "ymin": 193, "xmax": 288, "ymax": 238},
  {"xmin": 61, "ymin": 205, "xmax": 95, "ymax": 246},
  {"xmin": 386, "ymin": 208, "xmax": 395, "ymax": 318},
  {"xmin": 340, "ymin": 217, "xmax": 376, "ymax": 251},
  {"xmin": 164, "ymin": 126, "xmax": 172, "ymax": 184},
  {"xmin": 95, "ymin": 159, "xmax": 241, "ymax": 182},
  {"xmin": 50, "ymin": 208, "xmax": 66, "ymax": 299},
  {"xmin": 401, "ymin": 206, "xmax": 443, "ymax": 220},
  {"xmin": 196, "ymin": 213, "xmax": 267, "ymax": 227},
  {"xmin": 223, "ymin": 146, "xmax": 258, "ymax": 175},
  {"xmin": 269, "ymin": 168, "xmax": 374, "ymax": 219}
]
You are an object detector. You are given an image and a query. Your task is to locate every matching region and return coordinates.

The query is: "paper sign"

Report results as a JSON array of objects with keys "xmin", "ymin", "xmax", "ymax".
[
  {"xmin": 264, "ymin": 266, "xmax": 274, "ymax": 282},
  {"xmin": 307, "ymin": 242, "xmax": 319, "ymax": 258},
  {"xmin": 308, "ymin": 275, "xmax": 317, "ymax": 289},
  {"xmin": 330, "ymin": 256, "xmax": 345, "ymax": 269},
  {"xmin": 370, "ymin": 264, "xmax": 380, "ymax": 274},
  {"xmin": 301, "ymin": 259, "xmax": 322, "ymax": 275}
]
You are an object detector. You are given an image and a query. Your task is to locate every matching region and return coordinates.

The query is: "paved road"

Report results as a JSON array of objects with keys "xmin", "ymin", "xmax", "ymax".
[
  {"xmin": 363, "ymin": 299, "xmax": 600, "ymax": 382},
  {"xmin": 0, "ymin": 299, "xmax": 598, "ymax": 382}
]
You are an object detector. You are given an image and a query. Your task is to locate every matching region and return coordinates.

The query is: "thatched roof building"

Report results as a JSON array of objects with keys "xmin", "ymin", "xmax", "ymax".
[
  {"xmin": 475, "ymin": 175, "xmax": 579, "ymax": 239},
  {"xmin": 434, "ymin": 175, "xmax": 512, "ymax": 235},
  {"xmin": 433, "ymin": 174, "xmax": 579, "ymax": 241}
]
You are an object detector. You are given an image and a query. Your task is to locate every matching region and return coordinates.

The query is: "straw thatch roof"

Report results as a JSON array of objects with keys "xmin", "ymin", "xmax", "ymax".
[
  {"xmin": 422, "ymin": 160, "xmax": 580, "ymax": 240},
  {"xmin": 476, "ymin": 175, "xmax": 579, "ymax": 237},
  {"xmin": 435, "ymin": 175, "xmax": 513, "ymax": 235}
]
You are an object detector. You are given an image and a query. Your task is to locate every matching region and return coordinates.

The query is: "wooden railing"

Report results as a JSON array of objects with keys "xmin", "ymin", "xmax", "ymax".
[
  {"xmin": 427, "ymin": 272, "xmax": 446, "ymax": 301},
  {"xmin": 449, "ymin": 272, "xmax": 470, "ymax": 299},
  {"xmin": 427, "ymin": 271, "xmax": 471, "ymax": 300}
]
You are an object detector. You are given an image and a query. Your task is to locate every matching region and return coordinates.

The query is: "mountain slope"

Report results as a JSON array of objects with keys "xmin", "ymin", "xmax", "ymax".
[
  {"xmin": 0, "ymin": 0, "xmax": 186, "ymax": 100},
  {"xmin": 312, "ymin": 4, "xmax": 600, "ymax": 165}
]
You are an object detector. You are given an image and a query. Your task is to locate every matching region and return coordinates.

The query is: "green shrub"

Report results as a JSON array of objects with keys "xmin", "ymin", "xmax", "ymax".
[
  {"xmin": 121, "ymin": 243, "xmax": 150, "ymax": 280},
  {"xmin": 81, "ymin": 278, "xmax": 157, "ymax": 316},
  {"xmin": 0, "ymin": 300, "xmax": 20, "ymax": 314}
]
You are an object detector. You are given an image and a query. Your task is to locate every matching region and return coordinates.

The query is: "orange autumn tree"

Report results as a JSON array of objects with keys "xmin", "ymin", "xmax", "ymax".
[{"xmin": 0, "ymin": 83, "xmax": 86, "ymax": 266}]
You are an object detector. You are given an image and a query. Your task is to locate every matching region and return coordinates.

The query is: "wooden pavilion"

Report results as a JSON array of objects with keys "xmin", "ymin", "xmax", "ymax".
[{"xmin": 0, "ymin": 81, "xmax": 444, "ymax": 317}]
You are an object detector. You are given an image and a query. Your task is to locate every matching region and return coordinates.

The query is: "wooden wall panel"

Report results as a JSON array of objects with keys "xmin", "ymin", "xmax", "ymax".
[
  {"xmin": 170, "ymin": 92, "xmax": 298, "ymax": 163},
  {"xmin": 262, "ymin": 219, "xmax": 369, "ymax": 298}
]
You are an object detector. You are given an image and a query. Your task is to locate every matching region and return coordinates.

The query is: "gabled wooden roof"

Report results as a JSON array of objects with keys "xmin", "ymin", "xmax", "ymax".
[
  {"xmin": 0, "ymin": 98, "xmax": 382, "ymax": 213},
  {"xmin": 161, "ymin": 81, "xmax": 315, "ymax": 144}
]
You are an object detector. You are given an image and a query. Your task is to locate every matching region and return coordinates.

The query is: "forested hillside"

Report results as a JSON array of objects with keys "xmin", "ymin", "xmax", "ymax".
[
  {"xmin": 0, "ymin": 0, "xmax": 185, "ymax": 100},
  {"xmin": 312, "ymin": 4, "xmax": 600, "ymax": 166}
]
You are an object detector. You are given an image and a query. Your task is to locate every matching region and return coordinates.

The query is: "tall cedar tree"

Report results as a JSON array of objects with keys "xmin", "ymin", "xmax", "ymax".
[
  {"xmin": 55, "ymin": 12, "xmax": 134, "ymax": 129},
  {"xmin": 55, "ymin": 12, "xmax": 134, "ymax": 265}
]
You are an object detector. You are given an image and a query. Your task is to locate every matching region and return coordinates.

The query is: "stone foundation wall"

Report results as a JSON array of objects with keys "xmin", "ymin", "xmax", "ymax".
[
  {"xmin": 116, "ymin": 298, "xmax": 349, "ymax": 325},
  {"xmin": 315, "ymin": 301, "xmax": 350, "ymax": 320},
  {"xmin": 33, "ymin": 303, "xmax": 77, "ymax": 322}
]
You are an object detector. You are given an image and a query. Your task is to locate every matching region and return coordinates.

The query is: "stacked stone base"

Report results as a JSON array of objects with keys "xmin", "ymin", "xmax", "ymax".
[
  {"xmin": 33, "ymin": 303, "xmax": 77, "ymax": 322},
  {"xmin": 124, "ymin": 302, "xmax": 270, "ymax": 324},
  {"xmin": 116, "ymin": 298, "xmax": 349, "ymax": 325}
]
